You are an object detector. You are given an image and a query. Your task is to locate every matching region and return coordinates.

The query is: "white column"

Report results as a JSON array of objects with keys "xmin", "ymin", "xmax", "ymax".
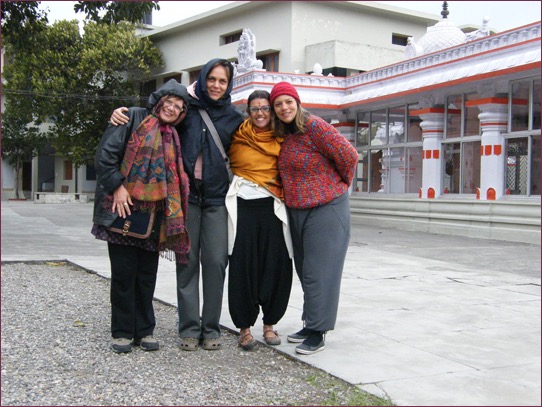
[
  {"xmin": 32, "ymin": 156, "xmax": 39, "ymax": 200},
  {"xmin": 411, "ymin": 108, "xmax": 445, "ymax": 199},
  {"xmin": 467, "ymin": 98, "xmax": 508, "ymax": 200}
]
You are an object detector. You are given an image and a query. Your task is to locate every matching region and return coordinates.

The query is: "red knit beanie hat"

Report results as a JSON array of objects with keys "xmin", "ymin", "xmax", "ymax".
[{"xmin": 270, "ymin": 81, "xmax": 301, "ymax": 105}]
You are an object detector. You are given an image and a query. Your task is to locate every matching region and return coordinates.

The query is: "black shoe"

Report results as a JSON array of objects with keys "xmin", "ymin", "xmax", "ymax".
[
  {"xmin": 287, "ymin": 327, "xmax": 312, "ymax": 343},
  {"xmin": 111, "ymin": 337, "xmax": 133, "ymax": 353},
  {"xmin": 295, "ymin": 331, "xmax": 325, "ymax": 355},
  {"xmin": 134, "ymin": 335, "xmax": 159, "ymax": 351}
]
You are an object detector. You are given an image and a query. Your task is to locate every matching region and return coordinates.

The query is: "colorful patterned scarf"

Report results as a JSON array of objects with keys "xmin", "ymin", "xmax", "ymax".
[{"xmin": 121, "ymin": 114, "xmax": 190, "ymax": 263}]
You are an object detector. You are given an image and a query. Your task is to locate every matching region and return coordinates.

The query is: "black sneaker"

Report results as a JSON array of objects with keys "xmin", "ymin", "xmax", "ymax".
[
  {"xmin": 287, "ymin": 327, "xmax": 312, "ymax": 343},
  {"xmin": 295, "ymin": 331, "xmax": 325, "ymax": 355},
  {"xmin": 134, "ymin": 335, "xmax": 159, "ymax": 351},
  {"xmin": 111, "ymin": 337, "xmax": 133, "ymax": 353}
]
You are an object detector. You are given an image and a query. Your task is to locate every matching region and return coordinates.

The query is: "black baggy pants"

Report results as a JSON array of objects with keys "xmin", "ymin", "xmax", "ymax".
[
  {"xmin": 108, "ymin": 242, "xmax": 159, "ymax": 340},
  {"xmin": 228, "ymin": 197, "xmax": 293, "ymax": 328}
]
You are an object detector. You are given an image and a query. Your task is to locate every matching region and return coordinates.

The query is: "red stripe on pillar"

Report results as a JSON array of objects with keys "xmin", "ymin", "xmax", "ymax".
[{"xmin": 481, "ymin": 122, "xmax": 508, "ymax": 127}]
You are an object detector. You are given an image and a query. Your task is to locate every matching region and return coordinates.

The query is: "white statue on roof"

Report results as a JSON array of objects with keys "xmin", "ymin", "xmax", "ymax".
[
  {"xmin": 465, "ymin": 17, "xmax": 491, "ymax": 41},
  {"xmin": 311, "ymin": 63, "xmax": 324, "ymax": 76},
  {"xmin": 235, "ymin": 28, "xmax": 264, "ymax": 74}
]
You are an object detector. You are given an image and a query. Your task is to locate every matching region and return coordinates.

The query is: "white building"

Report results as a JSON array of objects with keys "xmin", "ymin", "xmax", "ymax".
[{"xmin": 4, "ymin": 1, "xmax": 540, "ymax": 243}]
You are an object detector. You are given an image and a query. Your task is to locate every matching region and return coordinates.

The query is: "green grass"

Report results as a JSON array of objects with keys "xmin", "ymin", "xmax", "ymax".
[{"xmin": 300, "ymin": 372, "xmax": 395, "ymax": 406}]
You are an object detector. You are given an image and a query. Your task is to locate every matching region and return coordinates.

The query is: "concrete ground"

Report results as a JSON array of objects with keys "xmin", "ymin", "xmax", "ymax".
[{"xmin": 1, "ymin": 200, "xmax": 540, "ymax": 406}]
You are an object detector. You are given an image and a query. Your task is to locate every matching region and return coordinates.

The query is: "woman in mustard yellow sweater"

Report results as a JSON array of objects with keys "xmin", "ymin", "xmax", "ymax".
[{"xmin": 225, "ymin": 90, "xmax": 293, "ymax": 351}]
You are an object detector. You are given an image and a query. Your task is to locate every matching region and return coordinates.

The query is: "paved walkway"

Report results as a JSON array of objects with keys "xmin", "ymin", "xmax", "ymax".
[{"xmin": 1, "ymin": 200, "xmax": 540, "ymax": 406}]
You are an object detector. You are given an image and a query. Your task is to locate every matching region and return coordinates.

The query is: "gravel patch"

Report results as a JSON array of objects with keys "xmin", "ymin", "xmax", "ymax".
[{"xmin": 1, "ymin": 261, "xmax": 390, "ymax": 406}]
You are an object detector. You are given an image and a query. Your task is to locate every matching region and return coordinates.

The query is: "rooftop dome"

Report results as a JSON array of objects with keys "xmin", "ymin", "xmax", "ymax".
[
  {"xmin": 404, "ymin": 1, "xmax": 477, "ymax": 59},
  {"xmin": 417, "ymin": 18, "xmax": 466, "ymax": 55}
]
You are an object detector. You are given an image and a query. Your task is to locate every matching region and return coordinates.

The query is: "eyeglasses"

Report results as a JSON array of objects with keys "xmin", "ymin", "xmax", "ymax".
[
  {"xmin": 248, "ymin": 106, "xmax": 271, "ymax": 114},
  {"xmin": 164, "ymin": 99, "xmax": 185, "ymax": 114}
]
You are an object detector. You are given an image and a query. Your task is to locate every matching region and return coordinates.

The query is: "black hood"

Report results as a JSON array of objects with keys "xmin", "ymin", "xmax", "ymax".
[
  {"xmin": 194, "ymin": 58, "xmax": 235, "ymax": 108},
  {"xmin": 147, "ymin": 79, "xmax": 189, "ymax": 110}
]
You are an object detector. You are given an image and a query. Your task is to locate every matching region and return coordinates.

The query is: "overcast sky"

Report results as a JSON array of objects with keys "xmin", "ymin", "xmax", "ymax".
[{"xmin": 40, "ymin": 1, "xmax": 541, "ymax": 32}]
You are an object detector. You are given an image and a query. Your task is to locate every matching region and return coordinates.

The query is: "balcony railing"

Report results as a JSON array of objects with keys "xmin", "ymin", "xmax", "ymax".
[{"xmin": 232, "ymin": 22, "xmax": 541, "ymax": 103}]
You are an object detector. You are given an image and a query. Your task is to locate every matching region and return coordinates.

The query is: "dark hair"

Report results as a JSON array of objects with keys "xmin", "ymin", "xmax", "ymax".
[
  {"xmin": 247, "ymin": 90, "xmax": 270, "ymax": 106},
  {"xmin": 208, "ymin": 59, "xmax": 233, "ymax": 83},
  {"xmin": 246, "ymin": 90, "xmax": 275, "ymax": 133}
]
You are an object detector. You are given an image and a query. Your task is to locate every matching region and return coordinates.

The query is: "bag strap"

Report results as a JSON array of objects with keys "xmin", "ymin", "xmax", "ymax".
[{"xmin": 198, "ymin": 108, "xmax": 233, "ymax": 182}]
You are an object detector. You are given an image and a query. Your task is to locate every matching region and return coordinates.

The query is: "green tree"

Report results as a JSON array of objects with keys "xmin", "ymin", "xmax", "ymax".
[
  {"xmin": 1, "ymin": 1, "xmax": 163, "ymax": 194},
  {"xmin": 73, "ymin": 1, "xmax": 160, "ymax": 24},
  {"xmin": 1, "ymin": 2, "xmax": 48, "ymax": 198},
  {"xmin": 1, "ymin": 108, "xmax": 46, "ymax": 199},
  {"xmin": 1, "ymin": 1, "xmax": 160, "ymax": 34},
  {"xmin": 29, "ymin": 20, "xmax": 163, "ymax": 168},
  {"xmin": 0, "ymin": 1, "xmax": 48, "ymax": 47}
]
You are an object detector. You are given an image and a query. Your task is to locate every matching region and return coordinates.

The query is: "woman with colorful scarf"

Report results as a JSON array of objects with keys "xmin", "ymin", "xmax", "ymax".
[
  {"xmin": 92, "ymin": 80, "xmax": 190, "ymax": 354},
  {"xmin": 225, "ymin": 90, "xmax": 293, "ymax": 350}
]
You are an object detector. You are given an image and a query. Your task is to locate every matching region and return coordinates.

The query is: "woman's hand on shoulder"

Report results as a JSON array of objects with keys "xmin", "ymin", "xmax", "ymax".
[{"xmin": 110, "ymin": 107, "xmax": 129, "ymax": 126}]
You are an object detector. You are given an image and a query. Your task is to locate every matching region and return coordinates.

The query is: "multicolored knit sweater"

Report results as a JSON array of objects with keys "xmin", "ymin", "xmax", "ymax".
[{"xmin": 277, "ymin": 115, "xmax": 359, "ymax": 209}]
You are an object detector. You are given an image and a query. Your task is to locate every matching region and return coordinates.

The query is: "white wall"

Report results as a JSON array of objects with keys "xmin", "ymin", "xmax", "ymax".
[
  {"xmin": 149, "ymin": 2, "xmax": 294, "ymax": 80},
  {"xmin": 148, "ymin": 1, "xmax": 436, "ymax": 79},
  {"xmin": 305, "ymin": 40, "xmax": 406, "ymax": 73},
  {"xmin": 79, "ymin": 167, "xmax": 96, "ymax": 194},
  {"xmin": 1, "ymin": 160, "xmax": 16, "ymax": 200},
  {"xmin": 292, "ymin": 1, "xmax": 432, "ymax": 72}
]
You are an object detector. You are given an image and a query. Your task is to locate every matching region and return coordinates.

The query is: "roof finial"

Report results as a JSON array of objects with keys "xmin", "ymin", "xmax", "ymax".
[{"xmin": 441, "ymin": 1, "xmax": 449, "ymax": 19}]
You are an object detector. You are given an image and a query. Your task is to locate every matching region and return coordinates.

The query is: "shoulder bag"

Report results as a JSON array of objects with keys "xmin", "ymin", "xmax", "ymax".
[
  {"xmin": 198, "ymin": 108, "xmax": 234, "ymax": 182},
  {"xmin": 107, "ymin": 210, "xmax": 156, "ymax": 239}
]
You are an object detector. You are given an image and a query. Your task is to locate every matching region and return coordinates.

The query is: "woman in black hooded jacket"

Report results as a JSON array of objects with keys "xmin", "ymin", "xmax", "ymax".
[{"xmin": 110, "ymin": 59, "xmax": 243, "ymax": 351}]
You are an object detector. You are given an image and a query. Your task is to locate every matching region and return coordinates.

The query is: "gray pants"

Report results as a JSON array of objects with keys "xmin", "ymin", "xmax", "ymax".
[
  {"xmin": 288, "ymin": 193, "xmax": 351, "ymax": 332},
  {"xmin": 176, "ymin": 204, "xmax": 228, "ymax": 339}
]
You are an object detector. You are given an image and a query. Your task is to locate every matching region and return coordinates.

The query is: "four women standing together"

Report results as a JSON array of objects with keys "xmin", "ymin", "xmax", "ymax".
[{"xmin": 102, "ymin": 70, "xmax": 358, "ymax": 355}]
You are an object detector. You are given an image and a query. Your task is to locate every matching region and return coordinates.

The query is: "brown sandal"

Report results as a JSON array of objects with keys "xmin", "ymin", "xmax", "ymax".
[
  {"xmin": 263, "ymin": 329, "xmax": 281, "ymax": 346},
  {"xmin": 238, "ymin": 331, "xmax": 257, "ymax": 351}
]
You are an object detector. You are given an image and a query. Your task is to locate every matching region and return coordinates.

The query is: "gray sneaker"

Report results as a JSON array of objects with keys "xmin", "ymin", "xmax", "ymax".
[
  {"xmin": 134, "ymin": 335, "xmax": 159, "ymax": 351},
  {"xmin": 202, "ymin": 337, "xmax": 223, "ymax": 350},
  {"xmin": 287, "ymin": 327, "xmax": 312, "ymax": 343},
  {"xmin": 295, "ymin": 332, "xmax": 325, "ymax": 355},
  {"xmin": 111, "ymin": 337, "xmax": 133, "ymax": 353}
]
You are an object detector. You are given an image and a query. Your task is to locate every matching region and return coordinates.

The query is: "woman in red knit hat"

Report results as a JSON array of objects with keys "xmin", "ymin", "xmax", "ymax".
[{"xmin": 270, "ymin": 81, "xmax": 358, "ymax": 355}]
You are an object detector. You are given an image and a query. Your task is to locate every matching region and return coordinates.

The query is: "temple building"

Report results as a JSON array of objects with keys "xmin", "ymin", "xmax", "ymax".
[
  {"xmin": 225, "ymin": 3, "xmax": 540, "ymax": 243},
  {"xmin": 4, "ymin": 1, "xmax": 540, "ymax": 243}
]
